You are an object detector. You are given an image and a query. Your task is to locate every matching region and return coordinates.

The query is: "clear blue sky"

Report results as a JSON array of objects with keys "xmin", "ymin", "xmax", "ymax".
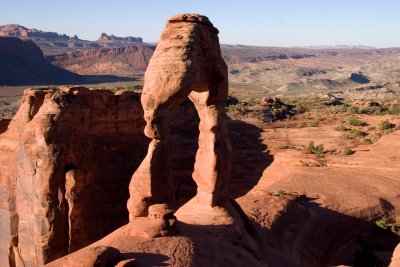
[{"xmin": 1, "ymin": 0, "xmax": 399, "ymax": 47}]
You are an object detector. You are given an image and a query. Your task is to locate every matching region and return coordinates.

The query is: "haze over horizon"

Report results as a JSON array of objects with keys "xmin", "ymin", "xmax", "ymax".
[{"xmin": 1, "ymin": 0, "xmax": 399, "ymax": 48}]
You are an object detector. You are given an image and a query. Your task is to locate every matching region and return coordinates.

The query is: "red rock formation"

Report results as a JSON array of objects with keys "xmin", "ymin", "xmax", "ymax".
[
  {"xmin": 47, "ymin": 46, "xmax": 154, "ymax": 75},
  {"xmin": 0, "ymin": 87, "xmax": 148, "ymax": 266},
  {"xmin": 127, "ymin": 14, "xmax": 231, "ymax": 225}
]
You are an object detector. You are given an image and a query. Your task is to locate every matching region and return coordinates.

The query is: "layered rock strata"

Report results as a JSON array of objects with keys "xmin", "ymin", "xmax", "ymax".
[{"xmin": 0, "ymin": 87, "xmax": 148, "ymax": 266}]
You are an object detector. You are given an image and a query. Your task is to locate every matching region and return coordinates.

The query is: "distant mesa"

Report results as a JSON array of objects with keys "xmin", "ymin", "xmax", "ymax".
[
  {"xmin": 0, "ymin": 37, "xmax": 134, "ymax": 85},
  {"xmin": 0, "ymin": 24, "xmax": 71, "ymax": 40},
  {"xmin": 0, "ymin": 24, "xmax": 145, "ymax": 55},
  {"xmin": 0, "ymin": 37, "xmax": 83, "ymax": 86},
  {"xmin": 98, "ymin": 33, "xmax": 143, "ymax": 43}
]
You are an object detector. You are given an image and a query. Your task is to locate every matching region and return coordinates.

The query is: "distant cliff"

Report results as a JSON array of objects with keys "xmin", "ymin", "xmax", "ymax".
[
  {"xmin": 47, "ymin": 45, "xmax": 155, "ymax": 75},
  {"xmin": 0, "ymin": 24, "xmax": 70, "ymax": 39},
  {"xmin": 0, "ymin": 24, "xmax": 145, "ymax": 55},
  {"xmin": 98, "ymin": 33, "xmax": 143, "ymax": 43},
  {"xmin": 0, "ymin": 37, "xmax": 83, "ymax": 85}
]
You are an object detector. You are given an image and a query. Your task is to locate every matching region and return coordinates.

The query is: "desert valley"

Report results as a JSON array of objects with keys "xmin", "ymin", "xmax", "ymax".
[{"xmin": 0, "ymin": 8, "xmax": 399, "ymax": 267}]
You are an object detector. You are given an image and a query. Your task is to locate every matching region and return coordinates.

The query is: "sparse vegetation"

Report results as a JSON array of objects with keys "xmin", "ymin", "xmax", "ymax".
[
  {"xmin": 378, "ymin": 120, "xmax": 395, "ymax": 131},
  {"xmin": 336, "ymin": 124, "xmax": 349, "ymax": 131},
  {"xmin": 273, "ymin": 189, "xmax": 286, "ymax": 197},
  {"xmin": 306, "ymin": 141, "xmax": 325, "ymax": 155},
  {"xmin": 363, "ymin": 133, "xmax": 381, "ymax": 144},
  {"xmin": 342, "ymin": 147, "xmax": 355, "ymax": 156},
  {"xmin": 307, "ymin": 120, "xmax": 319, "ymax": 127},
  {"xmin": 375, "ymin": 219, "xmax": 400, "ymax": 233},
  {"xmin": 348, "ymin": 116, "xmax": 366, "ymax": 126},
  {"xmin": 350, "ymin": 129, "xmax": 368, "ymax": 138},
  {"xmin": 278, "ymin": 144, "xmax": 296, "ymax": 150}
]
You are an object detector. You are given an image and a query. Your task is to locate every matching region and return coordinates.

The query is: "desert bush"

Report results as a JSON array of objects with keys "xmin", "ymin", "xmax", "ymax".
[
  {"xmin": 273, "ymin": 189, "xmax": 286, "ymax": 197},
  {"xmin": 375, "ymin": 219, "xmax": 399, "ymax": 233},
  {"xmin": 342, "ymin": 147, "xmax": 355, "ymax": 156},
  {"xmin": 307, "ymin": 121, "xmax": 319, "ymax": 127},
  {"xmin": 350, "ymin": 129, "xmax": 368, "ymax": 138},
  {"xmin": 347, "ymin": 106, "xmax": 360, "ymax": 114},
  {"xmin": 278, "ymin": 145, "xmax": 295, "ymax": 150},
  {"xmin": 359, "ymin": 106, "xmax": 384, "ymax": 115},
  {"xmin": 348, "ymin": 117, "xmax": 366, "ymax": 126},
  {"xmin": 387, "ymin": 105, "xmax": 400, "ymax": 115},
  {"xmin": 306, "ymin": 141, "xmax": 324, "ymax": 155},
  {"xmin": 336, "ymin": 124, "xmax": 349, "ymax": 131},
  {"xmin": 363, "ymin": 133, "xmax": 381, "ymax": 144},
  {"xmin": 378, "ymin": 120, "xmax": 395, "ymax": 131}
]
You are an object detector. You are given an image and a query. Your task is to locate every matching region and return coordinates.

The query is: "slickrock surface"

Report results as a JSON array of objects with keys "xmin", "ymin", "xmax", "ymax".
[
  {"xmin": 0, "ymin": 87, "xmax": 149, "ymax": 266},
  {"xmin": 128, "ymin": 14, "xmax": 231, "ymax": 221}
]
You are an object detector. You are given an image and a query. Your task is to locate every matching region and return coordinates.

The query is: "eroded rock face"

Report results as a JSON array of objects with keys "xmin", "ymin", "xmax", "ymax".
[
  {"xmin": 0, "ymin": 87, "xmax": 148, "ymax": 266},
  {"xmin": 127, "ymin": 14, "xmax": 231, "ymax": 220}
]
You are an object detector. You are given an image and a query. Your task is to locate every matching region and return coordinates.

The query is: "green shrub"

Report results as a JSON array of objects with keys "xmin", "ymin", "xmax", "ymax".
[
  {"xmin": 348, "ymin": 117, "xmax": 366, "ymax": 126},
  {"xmin": 387, "ymin": 105, "xmax": 400, "ymax": 115},
  {"xmin": 359, "ymin": 106, "xmax": 384, "ymax": 115},
  {"xmin": 376, "ymin": 219, "xmax": 400, "ymax": 233},
  {"xmin": 378, "ymin": 120, "xmax": 395, "ymax": 131},
  {"xmin": 278, "ymin": 145, "xmax": 295, "ymax": 150},
  {"xmin": 306, "ymin": 141, "xmax": 325, "ymax": 155},
  {"xmin": 350, "ymin": 129, "xmax": 368, "ymax": 138},
  {"xmin": 347, "ymin": 106, "xmax": 360, "ymax": 114}
]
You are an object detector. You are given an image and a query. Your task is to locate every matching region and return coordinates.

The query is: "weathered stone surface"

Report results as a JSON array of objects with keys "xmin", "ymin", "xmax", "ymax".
[
  {"xmin": 128, "ymin": 204, "xmax": 176, "ymax": 238},
  {"xmin": 44, "ymin": 246, "xmax": 121, "ymax": 267},
  {"xmin": 127, "ymin": 13, "xmax": 231, "ymax": 220},
  {"xmin": 0, "ymin": 87, "xmax": 148, "ymax": 266}
]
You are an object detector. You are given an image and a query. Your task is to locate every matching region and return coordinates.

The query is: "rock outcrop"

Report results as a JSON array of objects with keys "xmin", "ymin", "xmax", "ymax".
[
  {"xmin": 47, "ymin": 46, "xmax": 155, "ymax": 75},
  {"xmin": 127, "ymin": 14, "xmax": 231, "ymax": 225},
  {"xmin": 0, "ymin": 24, "xmax": 145, "ymax": 55},
  {"xmin": 0, "ymin": 24, "xmax": 69, "ymax": 39},
  {"xmin": 0, "ymin": 87, "xmax": 149, "ymax": 266},
  {"xmin": 0, "ymin": 37, "xmax": 83, "ymax": 85},
  {"xmin": 98, "ymin": 33, "xmax": 143, "ymax": 43}
]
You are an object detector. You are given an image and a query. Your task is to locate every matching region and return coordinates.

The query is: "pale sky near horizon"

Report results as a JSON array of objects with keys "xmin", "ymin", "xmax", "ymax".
[{"xmin": 1, "ymin": 0, "xmax": 399, "ymax": 48}]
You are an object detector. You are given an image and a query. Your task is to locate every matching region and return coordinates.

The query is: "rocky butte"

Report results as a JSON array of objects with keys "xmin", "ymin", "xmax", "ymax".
[{"xmin": 0, "ymin": 87, "xmax": 149, "ymax": 266}]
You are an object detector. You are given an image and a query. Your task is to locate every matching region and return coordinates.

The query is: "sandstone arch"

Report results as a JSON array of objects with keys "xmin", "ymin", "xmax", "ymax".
[{"xmin": 127, "ymin": 14, "xmax": 232, "ymax": 219}]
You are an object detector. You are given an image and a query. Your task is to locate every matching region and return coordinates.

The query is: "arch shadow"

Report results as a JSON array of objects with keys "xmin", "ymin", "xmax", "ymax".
[{"xmin": 170, "ymin": 100, "xmax": 273, "ymax": 207}]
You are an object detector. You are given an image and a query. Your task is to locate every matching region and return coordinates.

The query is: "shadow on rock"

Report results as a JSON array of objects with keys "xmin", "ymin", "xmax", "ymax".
[
  {"xmin": 119, "ymin": 252, "xmax": 170, "ymax": 267},
  {"xmin": 170, "ymin": 101, "xmax": 273, "ymax": 207},
  {"xmin": 240, "ymin": 193, "xmax": 400, "ymax": 267}
]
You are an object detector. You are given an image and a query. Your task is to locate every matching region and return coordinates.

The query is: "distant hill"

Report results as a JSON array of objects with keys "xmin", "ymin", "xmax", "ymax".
[
  {"xmin": 47, "ymin": 45, "xmax": 155, "ymax": 76},
  {"xmin": 0, "ymin": 37, "xmax": 83, "ymax": 85},
  {"xmin": 0, "ymin": 24, "xmax": 145, "ymax": 55},
  {"xmin": 98, "ymin": 33, "xmax": 143, "ymax": 44}
]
